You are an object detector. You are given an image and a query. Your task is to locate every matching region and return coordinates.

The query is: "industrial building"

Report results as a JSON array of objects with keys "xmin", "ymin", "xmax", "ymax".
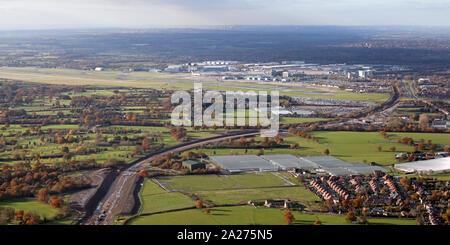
[
  {"xmin": 260, "ymin": 154, "xmax": 303, "ymax": 170},
  {"xmin": 394, "ymin": 158, "xmax": 450, "ymax": 174},
  {"xmin": 210, "ymin": 155, "xmax": 277, "ymax": 173},
  {"xmin": 210, "ymin": 154, "xmax": 388, "ymax": 176},
  {"xmin": 182, "ymin": 160, "xmax": 206, "ymax": 171}
]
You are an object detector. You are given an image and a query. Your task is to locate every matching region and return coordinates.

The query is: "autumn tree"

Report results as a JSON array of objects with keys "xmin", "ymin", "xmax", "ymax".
[
  {"xmin": 138, "ymin": 170, "xmax": 149, "ymax": 178},
  {"xmin": 23, "ymin": 212, "xmax": 40, "ymax": 225},
  {"xmin": 15, "ymin": 210, "xmax": 24, "ymax": 221},
  {"xmin": 284, "ymin": 210, "xmax": 295, "ymax": 225},
  {"xmin": 49, "ymin": 197, "xmax": 64, "ymax": 209},
  {"xmin": 142, "ymin": 138, "xmax": 151, "ymax": 151},
  {"xmin": 345, "ymin": 211, "xmax": 357, "ymax": 223},
  {"xmin": 256, "ymin": 149, "xmax": 264, "ymax": 156},
  {"xmin": 418, "ymin": 114, "xmax": 429, "ymax": 128},
  {"xmin": 196, "ymin": 200, "xmax": 204, "ymax": 209},
  {"xmin": 323, "ymin": 149, "xmax": 330, "ymax": 155},
  {"xmin": 37, "ymin": 188, "xmax": 49, "ymax": 202}
]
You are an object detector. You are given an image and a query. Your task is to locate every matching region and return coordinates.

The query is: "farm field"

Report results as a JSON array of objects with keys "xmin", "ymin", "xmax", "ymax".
[
  {"xmin": 139, "ymin": 180, "xmax": 196, "ymax": 214},
  {"xmin": 0, "ymin": 198, "xmax": 59, "ymax": 220},
  {"xmin": 191, "ymin": 131, "xmax": 450, "ymax": 166},
  {"xmin": 0, "ymin": 79, "xmax": 253, "ymax": 225},
  {"xmin": 130, "ymin": 175, "xmax": 320, "ymax": 225},
  {"xmin": 280, "ymin": 117, "xmax": 328, "ymax": 124},
  {"xmin": 127, "ymin": 206, "xmax": 417, "ymax": 225},
  {"xmin": 195, "ymin": 186, "xmax": 320, "ymax": 206}
]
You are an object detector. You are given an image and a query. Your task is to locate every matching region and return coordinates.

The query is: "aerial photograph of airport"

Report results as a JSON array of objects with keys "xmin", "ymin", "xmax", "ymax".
[{"xmin": 0, "ymin": 0, "xmax": 448, "ymax": 239}]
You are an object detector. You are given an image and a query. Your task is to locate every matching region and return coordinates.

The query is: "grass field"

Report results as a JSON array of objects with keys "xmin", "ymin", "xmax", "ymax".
[
  {"xmin": 0, "ymin": 68, "xmax": 390, "ymax": 103},
  {"xmin": 0, "ymin": 124, "xmax": 226, "ymax": 167},
  {"xmin": 127, "ymin": 206, "xmax": 417, "ymax": 225},
  {"xmin": 192, "ymin": 131, "xmax": 450, "ymax": 166},
  {"xmin": 0, "ymin": 198, "xmax": 59, "ymax": 220},
  {"xmin": 280, "ymin": 117, "xmax": 328, "ymax": 124},
  {"xmin": 156, "ymin": 173, "xmax": 291, "ymax": 192},
  {"xmin": 44, "ymin": 219, "xmax": 74, "ymax": 225},
  {"xmin": 195, "ymin": 186, "xmax": 319, "ymax": 206},
  {"xmin": 139, "ymin": 180, "xmax": 196, "ymax": 214}
]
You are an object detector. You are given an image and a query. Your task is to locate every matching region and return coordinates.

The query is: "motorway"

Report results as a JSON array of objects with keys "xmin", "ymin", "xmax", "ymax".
[{"xmin": 82, "ymin": 131, "xmax": 261, "ymax": 225}]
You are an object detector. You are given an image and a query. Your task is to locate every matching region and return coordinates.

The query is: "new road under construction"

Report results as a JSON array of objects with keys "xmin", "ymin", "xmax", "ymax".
[
  {"xmin": 78, "ymin": 84, "xmax": 402, "ymax": 225},
  {"xmin": 79, "ymin": 131, "xmax": 261, "ymax": 225}
]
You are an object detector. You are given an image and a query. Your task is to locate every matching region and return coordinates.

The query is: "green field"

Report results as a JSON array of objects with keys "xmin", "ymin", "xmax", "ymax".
[
  {"xmin": 195, "ymin": 186, "xmax": 319, "ymax": 206},
  {"xmin": 0, "ymin": 68, "xmax": 390, "ymax": 102},
  {"xmin": 193, "ymin": 131, "xmax": 450, "ymax": 166},
  {"xmin": 156, "ymin": 173, "xmax": 291, "ymax": 192},
  {"xmin": 127, "ymin": 206, "xmax": 417, "ymax": 225},
  {"xmin": 0, "ymin": 198, "xmax": 59, "ymax": 220},
  {"xmin": 0, "ymin": 124, "xmax": 226, "ymax": 167},
  {"xmin": 280, "ymin": 117, "xmax": 328, "ymax": 124},
  {"xmin": 139, "ymin": 180, "xmax": 197, "ymax": 214}
]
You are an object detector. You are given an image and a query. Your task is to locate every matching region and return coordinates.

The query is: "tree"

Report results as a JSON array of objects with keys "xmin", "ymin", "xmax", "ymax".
[
  {"xmin": 389, "ymin": 146, "xmax": 396, "ymax": 152},
  {"xmin": 37, "ymin": 188, "xmax": 49, "ymax": 202},
  {"xmin": 418, "ymin": 114, "xmax": 429, "ymax": 128},
  {"xmin": 323, "ymin": 149, "xmax": 330, "ymax": 155},
  {"xmin": 142, "ymin": 138, "xmax": 151, "ymax": 151},
  {"xmin": 256, "ymin": 149, "xmax": 264, "ymax": 156},
  {"xmin": 24, "ymin": 212, "xmax": 40, "ymax": 225},
  {"xmin": 407, "ymin": 154, "xmax": 415, "ymax": 162},
  {"xmin": 345, "ymin": 211, "xmax": 357, "ymax": 223},
  {"xmin": 61, "ymin": 146, "xmax": 69, "ymax": 154},
  {"xmin": 313, "ymin": 220, "xmax": 322, "ymax": 225},
  {"xmin": 50, "ymin": 197, "xmax": 64, "ymax": 209},
  {"xmin": 196, "ymin": 200, "xmax": 204, "ymax": 209},
  {"xmin": 15, "ymin": 210, "xmax": 24, "ymax": 220},
  {"xmin": 57, "ymin": 137, "xmax": 65, "ymax": 144},
  {"xmin": 284, "ymin": 210, "xmax": 295, "ymax": 225},
  {"xmin": 376, "ymin": 146, "xmax": 382, "ymax": 152},
  {"xmin": 138, "ymin": 170, "xmax": 149, "ymax": 178}
]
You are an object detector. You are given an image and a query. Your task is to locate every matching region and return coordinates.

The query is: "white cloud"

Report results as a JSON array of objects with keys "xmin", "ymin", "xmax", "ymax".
[{"xmin": 0, "ymin": 0, "xmax": 448, "ymax": 29}]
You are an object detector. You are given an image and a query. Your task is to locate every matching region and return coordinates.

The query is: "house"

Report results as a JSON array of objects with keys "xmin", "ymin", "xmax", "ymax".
[
  {"xmin": 431, "ymin": 119, "xmax": 449, "ymax": 129},
  {"xmin": 264, "ymin": 199, "xmax": 287, "ymax": 208},
  {"xmin": 248, "ymin": 200, "xmax": 264, "ymax": 206},
  {"xmin": 436, "ymin": 152, "xmax": 449, "ymax": 158},
  {"xmin": 182, "ymin": 160, "xmax": 206, "ymax": 171},
  {"xmin": 395, "ymin": 153, "xmax": 407, "ymax": 159}
]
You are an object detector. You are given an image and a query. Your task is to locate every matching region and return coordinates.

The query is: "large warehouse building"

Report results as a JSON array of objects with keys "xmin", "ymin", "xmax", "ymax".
[
  {"xmin": 394, "ymin": 157, "xmax": 450, "ymax": 174},
  {"xmin": 210, "ymin": 154, "xmax": 388, "ymax": 176},
  {"xmin": 210, "ymin": 155, "xmax": 277, "ymax": 173}
]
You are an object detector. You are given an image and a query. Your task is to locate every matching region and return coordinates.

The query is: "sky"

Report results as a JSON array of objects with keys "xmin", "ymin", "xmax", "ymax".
[{"xmin": 0, "ymin": 0, "xmax": 449, "ymax": 30}]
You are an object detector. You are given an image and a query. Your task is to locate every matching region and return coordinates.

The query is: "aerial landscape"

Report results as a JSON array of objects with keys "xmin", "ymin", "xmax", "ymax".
[{"xmin": 0, "ymin": 0, "xmax": 448, "ymax": 238}]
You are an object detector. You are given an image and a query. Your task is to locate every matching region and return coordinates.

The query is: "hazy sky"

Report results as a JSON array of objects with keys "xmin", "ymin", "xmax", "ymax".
[{"xmin": 0, "ymin": 0, "xmax": 449, "ymax": 29}]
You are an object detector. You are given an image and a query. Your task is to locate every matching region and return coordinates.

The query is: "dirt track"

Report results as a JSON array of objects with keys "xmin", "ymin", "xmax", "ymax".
[{"xmin": 82, "ymin": 131, "xmax": 260, "ymax": 225}]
